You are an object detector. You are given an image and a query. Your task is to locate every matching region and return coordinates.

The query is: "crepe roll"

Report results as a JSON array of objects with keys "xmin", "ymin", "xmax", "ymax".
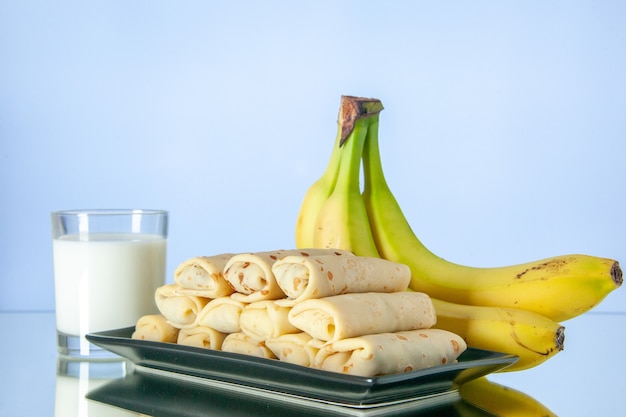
[
  {"xmin": 265, "ymin": 332, "xmax": 319, "ymax": 367},
  {"xmin": 154, "ymin": 284, "xmax": 210, "ymax": 329},
  {"xmin": 131, "ymin": 314, "xmax": 179, "ymax": 343},
  {"xmin": 273, "ymin": 255, "xmax": 411, "ymax": 306},
  {"xmin": 239, "ymin": 300, "xmax": 299, "ymax": 340},
  {"xmin": 288, "ymin": 292, "xmax": 436, "ymax": 342},
  {"xmin": 221, "ymin": 332, "xmax": 277, "ymax": 359},
  {"xmin": 173, "ymin": 253, "xmax": 234, "ymax": 298},
  {"xmin": 314, "ymin": 329, "xmax": 467, "ymax": 377},
  {"xmin": 177, "ymin": 326, "xmax": 227, "ymax": 350},
  {"xmin": 225, "ymin": 249, "xmax": 352, "ymax": 303},
  {"xmin": 196, "ymin": 297, "xmax": 246, "ymax": 334}
]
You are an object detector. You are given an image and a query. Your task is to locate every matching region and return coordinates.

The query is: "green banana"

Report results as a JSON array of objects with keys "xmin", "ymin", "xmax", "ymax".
[
  {"xmin": 361, "ymin": 105, "xmax": 622, "ymax": 322},
  {"xmin": 294, "ymin": 122, "xmax": 343, "ymax": 248},
  {"xmin": 311, "ymin": 96, "xmax": 382, "ymax": 257}
]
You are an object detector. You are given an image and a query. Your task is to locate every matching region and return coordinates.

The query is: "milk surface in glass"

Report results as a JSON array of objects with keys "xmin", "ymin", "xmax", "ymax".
[{"xmin": 53, "ymin": 232, "xmax": 166, "ymax": 336}]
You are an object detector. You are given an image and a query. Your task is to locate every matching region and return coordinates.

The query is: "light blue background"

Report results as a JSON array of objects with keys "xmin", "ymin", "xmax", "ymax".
[{"xmin": 1, "ymin": 0, "xmax": 624, "ymax": 314}]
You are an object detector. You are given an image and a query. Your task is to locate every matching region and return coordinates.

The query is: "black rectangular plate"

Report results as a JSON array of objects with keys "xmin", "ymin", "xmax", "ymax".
[
  {"xmin": 87, "ymin": 327, "xmax": 517, "ymax": 407},
  {"xmin": 87, "ymin": 369, "xmax": 498, "ymax": 417}
]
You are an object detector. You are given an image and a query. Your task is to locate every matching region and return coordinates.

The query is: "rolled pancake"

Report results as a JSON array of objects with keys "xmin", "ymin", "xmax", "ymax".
[
  {"xmin": 273, "ymin": 255, "xmax": 411, "ymax": 306},
  {"xmin": 288, "ymin": 292, "xmax": 436, "ymax": 342},
  {"xmin": 173, "ymin": 253, "xmax": 234, "ymax": 298},
  {"xmin": 239, "ymin": 300, "xmax": 299, "ymax": 340},
  {"xmin": 131, "ymin": 314, "xmax": 179, "ymax": 343},
  {"xmin": 154, "ymin": 284, "xmax": 210, "ymax": 329},
  {"xmin": 196, "ymin": 296, "xmax": 246, "ymax": 334},
  {"xmin": 177, "ymin": 326, "xmax": 227, "ymax": 350},
  {"xmin": 221, "ymin": 332, "xmax": 276, "ymax": 359},
  {"xmin": 225, "ymin": 249, "xmax": 353, "ymax": 303},
  {"xmin": 265, "ymin": 332, "xmax": 319, "ymax": 367},
  {"xmin": 314, "ymin": 329, "xmax": 467, "ymax": 377}
]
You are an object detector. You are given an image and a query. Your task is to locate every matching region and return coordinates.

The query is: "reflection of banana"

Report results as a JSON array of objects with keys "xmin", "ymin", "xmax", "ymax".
[
  {"xmin": 460, "ymin": 377, "xmax": 558, "ymax": 417},
  {"xmin": 431, "ymin": 299, "xmax": 564, "ymax": 372},
  {"xmin": 361, "ymin": 105, "xmax": 622, "ymax": 322},
  {"xmin": 311, "ymin": 97, "xmax": 382, "ymax": 257}
]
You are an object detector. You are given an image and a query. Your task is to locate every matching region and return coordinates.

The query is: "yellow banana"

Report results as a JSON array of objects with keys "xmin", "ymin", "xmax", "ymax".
[
  {"xmin": 431, "ymin": 298, "xmax": 564, "ymax": 372},
  {"xmin": 459, "ymin": 377, "xmax": 558, "ymax": 416},
  {"xmin": 311, "ymin": 96, "xmax": 382, "ymax": 257},
  {"xmin": 294, "ymin": 120, "xmax": 344, "ymax": 248},
  {"xmin": 361, "ymin": 105, "xmax": 622, "ymax": 322}
]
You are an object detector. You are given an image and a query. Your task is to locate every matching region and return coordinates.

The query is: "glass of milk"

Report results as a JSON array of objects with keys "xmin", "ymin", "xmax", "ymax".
[{"xmin": 51, "ymin": 209, "xmax": 168, "ymax": 358}]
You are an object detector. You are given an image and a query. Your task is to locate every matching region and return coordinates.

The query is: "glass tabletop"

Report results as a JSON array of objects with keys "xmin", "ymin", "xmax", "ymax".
[{"xmin": 2, "ymin": 311, "xmax": 624, "ymax": 416}]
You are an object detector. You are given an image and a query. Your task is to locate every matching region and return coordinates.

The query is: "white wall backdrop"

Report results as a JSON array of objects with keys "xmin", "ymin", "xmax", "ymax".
[{"xmin": 1, "ymin": 1, "xmax": 624, "ymax": 313}]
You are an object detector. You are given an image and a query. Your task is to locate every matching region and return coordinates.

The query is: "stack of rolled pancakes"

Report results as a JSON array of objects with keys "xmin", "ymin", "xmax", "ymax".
[{"xmin": 132, "ymin": 248, "xmax": 467, "ymax": 377}]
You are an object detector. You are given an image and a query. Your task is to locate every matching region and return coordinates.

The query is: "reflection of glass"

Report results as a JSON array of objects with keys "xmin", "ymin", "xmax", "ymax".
[{"xmin": 55, "ymin": 356, "xmax": 136, "ymax": 417}]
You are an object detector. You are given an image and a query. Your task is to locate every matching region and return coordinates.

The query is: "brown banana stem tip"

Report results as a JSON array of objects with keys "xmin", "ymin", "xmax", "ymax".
[
  {"xmin": 611, "ymin": 261, "xmax": 623, "ymax": 287},
  {"xmin": 555, "ymin": 326, "xmax": 565, "ymax": 352},
  {"xmin": 338, "ymin": 95, "xmax": 384, "ymax": 146}
]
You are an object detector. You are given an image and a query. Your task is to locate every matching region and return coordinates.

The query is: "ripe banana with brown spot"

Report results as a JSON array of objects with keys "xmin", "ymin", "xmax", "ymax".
[{"xmin": 431, "ymin": 298, "xmax": 564, "ymax": 372}]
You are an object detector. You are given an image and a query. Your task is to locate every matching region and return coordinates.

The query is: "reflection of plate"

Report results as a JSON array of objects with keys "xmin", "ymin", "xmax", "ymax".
[
  {"xmin": 87, "ymin": 327, "xmax": 517, "ymax": 407},
  {"xmin": 87, "ymin": 368, "xmax": 498, "ymax": 417}
]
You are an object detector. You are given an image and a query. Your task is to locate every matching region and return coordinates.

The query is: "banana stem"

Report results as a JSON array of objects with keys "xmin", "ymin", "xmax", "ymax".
[
  {"xmin": 335, "ymin": 118, "xmax": 369, "ymax": 194},
  {"xmin": 338, "ymin": 96, "xmax": 384, "ymax": 146},
  {"xmin": 334, "ymin": 96, "xmax": 385, "ymax": 195},
  {"xmin": 320, "ymin": 96, "xmax": 384, "ymax": 192},
  {"xmin": 362, "ymin": 114, "xmax": 386, "ymax": 191},
  {"xmin": 318, "ymin": 126, "xmax": 344, "ymax": 191}
]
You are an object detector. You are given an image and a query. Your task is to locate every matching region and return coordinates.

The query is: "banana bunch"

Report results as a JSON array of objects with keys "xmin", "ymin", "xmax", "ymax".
[{"xmin": 295, "ymin": 95, "xmax": 623, "ymax": 371}]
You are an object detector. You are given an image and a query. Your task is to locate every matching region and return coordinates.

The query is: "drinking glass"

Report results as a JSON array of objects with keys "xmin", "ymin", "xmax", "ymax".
[{"xmin": 51, "ymin": 209, "xmax": 168, "ymax": 358}]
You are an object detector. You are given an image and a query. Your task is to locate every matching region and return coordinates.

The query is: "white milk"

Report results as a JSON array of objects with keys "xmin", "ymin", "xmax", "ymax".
[{"xmin": 53, "ymin": 233, "xmax": 166, "ymax": 336}]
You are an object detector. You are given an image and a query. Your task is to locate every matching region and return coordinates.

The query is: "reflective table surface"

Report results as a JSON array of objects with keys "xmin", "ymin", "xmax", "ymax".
[{"xmin": 2, "ymin": 311, "xmax": 624, "ymax": 416}]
